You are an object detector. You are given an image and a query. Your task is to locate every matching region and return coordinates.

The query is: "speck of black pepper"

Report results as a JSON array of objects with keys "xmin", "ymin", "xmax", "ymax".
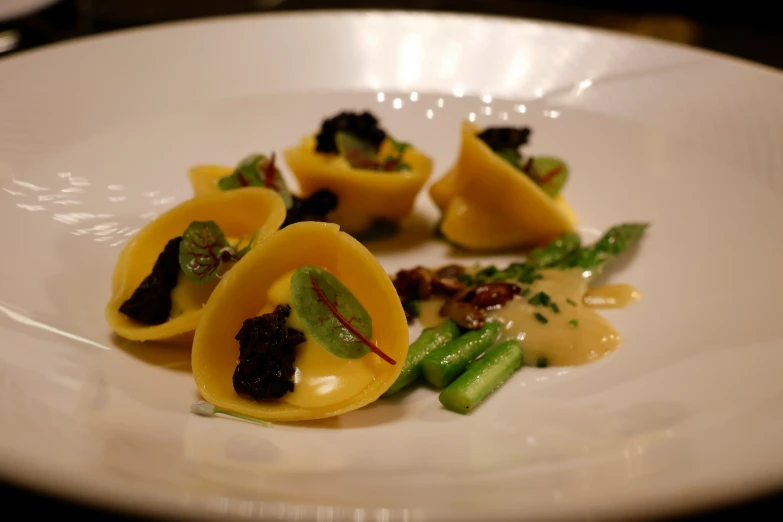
[
  {"xmin": 477, "ymin": 127, "xmax": 531, "ymax": 153},
  {"xmin": 232, "ymin": 304, "xmax": 305, "ymax": 401},
  {"xmin": 282, "ymin": 189, "xmax": 339, "ymax": 228},
  {"xmin": 119, "ymin": 236, "xmax": 182, "ymax": 325},
  {"xmin": 315, "ymin": 111, "xmax": 387, "ymax": 154}
]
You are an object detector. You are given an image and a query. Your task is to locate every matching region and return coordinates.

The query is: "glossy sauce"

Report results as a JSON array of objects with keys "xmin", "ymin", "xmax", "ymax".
[
  {"xmin": 419, "ymin": 268, "xmax": 640, "ymax": 367},
  {"xmin": 169, "ymin": 273, "xmax": 220, "ymax": 318},
  {"xmin": 487, "ymin": 269, "xmax": 624, "ymax": 366},
  {"xmin": 264, "ymin": 270, "xmax": 380, "ymax": 408},
  {"xmin": 418, "ymin": 299, "xmax": 447, "ymax": 329},
  {"xmin": 584, "ymin": 284, "xmax": 641, "ymax": 309}
]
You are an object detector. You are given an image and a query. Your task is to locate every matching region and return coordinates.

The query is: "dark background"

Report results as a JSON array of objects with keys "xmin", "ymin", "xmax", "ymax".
[
  {"xmin": 2, "ymin": 0, "xmax": 783, "ymax": 68},
  {"xmin": 1, "ymin": 0, "xmax": 782, "ymax": 520}
]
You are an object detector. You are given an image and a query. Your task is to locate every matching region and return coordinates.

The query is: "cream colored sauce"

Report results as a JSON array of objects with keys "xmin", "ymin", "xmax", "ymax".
[
  {"xmin": 486, "ymin": 269, "xmax": 621, "ymax": 366},
  {"xmin": 169, "ymin": 273, "xmax": 220, "ymax": 318},
  {"xmin": 414, "ymin": 268, "xmax": 639, "ymax": 367},
  {"xmin": 418, "ymin": 299, "xmax": 447, "ymax": 329},
  {"xmin": 584, "ymin": 284, "xmax": 641, "ymax": 309},
  {"xmin": 263, "ymin": 270, "xmax": 381, "ymax": 408}
]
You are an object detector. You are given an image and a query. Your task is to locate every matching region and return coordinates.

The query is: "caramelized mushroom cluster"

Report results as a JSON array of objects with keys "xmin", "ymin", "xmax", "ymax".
[{"xmin": 391, "ymin": 264, "xmax": 521, "ymax": 329}]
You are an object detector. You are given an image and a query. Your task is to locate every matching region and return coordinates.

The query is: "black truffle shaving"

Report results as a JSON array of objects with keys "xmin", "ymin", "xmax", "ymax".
[
  {"xmin": 282, "ymin": 189, "xmax": 339, "ymax": 228},
  {"xmin": 315, "ymin": 111, "xmax": 387, "ymax": 154},
  {"xmin": 477, "ymin": 127, "xmax": 532, "ymax": 153},
  {"xmin": 233, "ymin": 304, "xmax": 306, "ymax": 400},
  {"xmin": 118, "ymin": 236, "xmax": 182, "ymax": 325}
]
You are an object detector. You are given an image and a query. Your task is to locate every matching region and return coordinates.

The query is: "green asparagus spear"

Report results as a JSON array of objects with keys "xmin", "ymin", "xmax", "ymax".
[
  {"xmin": 421, "ymin": 321, "xmax": 500, "ymax": 388},
  {"xmin": 559, "ymin": 223, "xmax": 649, "ymax": 280},
  {"xmin": 383, "ymin": 320, "xmax": 461, "ymax": 397},
  {"xmin": 439, "ymin": 340, "xmax": 523, "ymax": 414},
  {"xmin": 526, "ymin": 231, "xmax": 581, "ymax": 268}
]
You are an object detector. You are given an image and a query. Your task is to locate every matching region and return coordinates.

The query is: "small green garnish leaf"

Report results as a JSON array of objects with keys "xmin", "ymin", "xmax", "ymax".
[
  {"xmin": 536, "ymin": 357, "xmax": 549, "ymax": 368},
  {"xmin": 569, "ymin": 319, "xmax": 579, "ymax": 328},
  {"xmin": 566, "ymin": 298, "xmax": 577, "ymax": 306},
  {"xmin": 528, "ymin": 291, "xmax": 551, "ymax": 307},
  {"xmin": 534, "ymin": 313, "xmax": 548, "ymax": 324},
  {"xmin": 233, "ymin": 230, "xmax": 259, "ymax": 259},
  {"xmin": 335, "ymin": 132, "xmax": 382, "ymax": 170},
  {"xmin": 496, "ymin": 148, "xmax": 521, "ymax": 168},
  {"xmin": 218, "ymin": 153, "xmax": 294, "ymax": 209},
  {"xmin": 530, "ymin": 157, "xmax": 569, "ymax": 198},
  {"xmin": 388, "ymin": 136, "xmax": 411, "ymax": 156},
  {"xmin": 178, "ymin": 221, "xmax": 231, "ymax": 283},
  {"xmin": 469, "ymin": 262, "xmax": 541, "ymax": 287},
  {"xmin": 178, "ymin": 221, "xmax": 257, "ymax": 283},
  {"xmin": 290, "ymin": 266, "xmax": 395, "ymax": 364},
  {"xmin": 336, "ymin": 132, "xmax": 412, "ymax": 172},
  {"xmin": 551, "ymin": 302, "xmax": 560, "ymax": 314},
  {"xmin": 476, "ymin": 265, "xmax": 499, "ymax": 279}
]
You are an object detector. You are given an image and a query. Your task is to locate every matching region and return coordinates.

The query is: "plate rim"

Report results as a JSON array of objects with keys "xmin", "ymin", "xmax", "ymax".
[
  {"xmin": 1, "ymin": 8, "xmax": 782, "ymax": 81},
  {"xmin": 1, "ymin": 8, "xmax": 782, "ymax": 522}
]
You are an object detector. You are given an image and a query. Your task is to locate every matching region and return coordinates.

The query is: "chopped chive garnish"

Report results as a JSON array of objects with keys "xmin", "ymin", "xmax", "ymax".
[
  {"xmin": 528, "ymin": 291, "xmax": 551, "ymax": 307},
  {"xmin": 551, "ymin": 302, "xmax": 560, "ymax": 314},
  {"xmin": 566, "ymin": 298, "xmax": 577, "ymax": 306},
  {"xmin": 569, "ymin": 319, "xmax": 579, "ymax": 328},
  {"xmin": 534, "ymin": 313, "xmax": 548, "ymax": 324},
  {"xmin": 536, "ymin": 357, "xmax": 549, "ymax": 368},
  {"xmin": 519, "ymin": 287, "xmax": 531, "ymax": 297}
]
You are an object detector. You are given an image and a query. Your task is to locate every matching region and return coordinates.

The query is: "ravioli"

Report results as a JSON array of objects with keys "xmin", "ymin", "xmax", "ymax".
[
  {"xmin": 283, "ymin": 112, "xmax": 434, "ymax": 235},
  {"xmin": 191, "ymin": 221, "xmax": 409, "ymax": 421},
  {"xmin": 430, "ymin": 121, "xmax": 577, "ymax": 250},
  {"xmin": 106, "ymin": 188, "xmax": 286, "ymax": 344},
  {"xmin": 187, "ymin": 164, "xmax": 232, "ymax": 197}
]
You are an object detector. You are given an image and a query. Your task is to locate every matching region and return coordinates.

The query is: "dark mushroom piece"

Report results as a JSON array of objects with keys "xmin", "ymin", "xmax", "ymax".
[{"xmin": 447, "ymin": 302, "xmax": 486, "ymax": 330}]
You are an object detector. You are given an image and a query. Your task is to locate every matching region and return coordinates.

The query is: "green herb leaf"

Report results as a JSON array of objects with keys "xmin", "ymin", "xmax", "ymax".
[
  {"xmin": 534, "ymin": 313, "xmax": 548, "ymax": 324},
  {"xmin": 218, "ymin": 153, "xmax": 294, "ymax": 209},
  {"xmin": 496, "ymin": 148, "xmax": 521, "ymax": 169},
  {"xmin": 178, "ymin": 221, "xmax": 232, "ymax": 283},
  {"xmin": 233, "ymin": 230, "xmax": 259, "ymax": 259},
  {"xmin": 290, "ymin": 265, "xmax": 395, "ymax": 364},
  {"xmin": 335, "ymin": 132, "xmax": 381, "ymax": 170},
  {"xmin": 530, "ymin": 157, "xmax": 569, "ymax": 197},
  {"xmin": 528, "ymin": 291, "xmax": 551, "ymax": 307},
  {"xmin": 551, "ymin": 302, "xmax": 560, "ymax": 314},
  {"xmin": 527, "ymin": 232, "xmax": 581, "ymax": 268},
  {"xmin": 536, "ymin": 357, "xmax": 549, "ymax": 368},
  {"xmin": 566, "ymin": 298, "xmax": 577, "ymax": 306},
  {"xmin": 389, "ymin": 136, "xmax": 411, "ymax": 155},
  {"xmin": 569, "ymin": 319, "xmax": 579, "ymax": 328}
]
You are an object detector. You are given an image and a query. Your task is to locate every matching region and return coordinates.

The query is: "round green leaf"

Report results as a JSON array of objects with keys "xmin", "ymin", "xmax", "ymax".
[
  {"xmin": 290, "ymin": 265, "xmax": 373, "ymax": 359},
  {"xmin": 218, "ymin": 153, "xmax": 294, "ymax": 209},
  {"xmin": 532, "ymin": 156, "xmax": 569, "ymax": 197}
]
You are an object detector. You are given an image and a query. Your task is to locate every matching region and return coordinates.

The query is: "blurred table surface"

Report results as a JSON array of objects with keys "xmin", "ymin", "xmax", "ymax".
[{"xmin": 1, "ymin": 0, "xmax": 782, "ymax": 520}]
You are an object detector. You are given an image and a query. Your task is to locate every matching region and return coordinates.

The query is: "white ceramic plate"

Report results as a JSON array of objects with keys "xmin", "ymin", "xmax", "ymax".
[{"xmin": 1, "ymin": 10, "xmax": 783, "ymax": 522}]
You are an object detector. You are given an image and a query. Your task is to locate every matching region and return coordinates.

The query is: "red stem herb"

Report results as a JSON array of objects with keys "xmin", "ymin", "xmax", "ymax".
[
  {"xmin": 262, "ymin": 153, "xmax": 281, "ymax": 191},
  {"xmin": 539, "ymin": 165, "xmax": 563, "ymax": 185},
  {"xmin": 309, "ymin": 274, "xmax": 396, "ymax": 365}
]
